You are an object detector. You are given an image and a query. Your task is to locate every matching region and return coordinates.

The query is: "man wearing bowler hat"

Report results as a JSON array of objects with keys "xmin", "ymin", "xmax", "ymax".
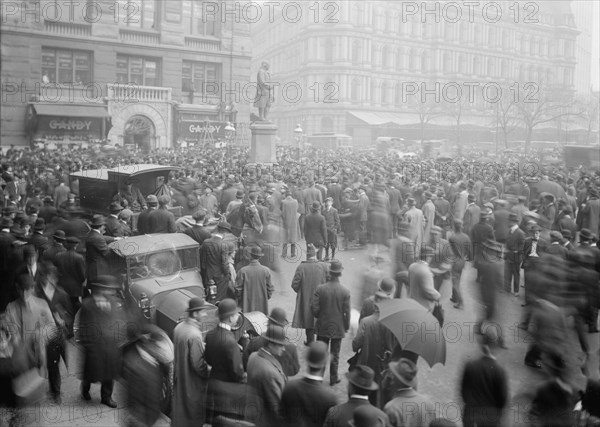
[
  {"xmin": 55, "ymin": 236, "xmax": 87, "ymax": 310},
  {"xmin": 41, "ymin": 229, "xmax": 66, "ymax": 265},
  {"xmin": 79, "ymin": 275, "xmax": 126, "ymax": 408},
  {"xmin": 504, "ymin": 212, "xmax": 526, "ymax": 296},
  {"xmin": 312, "ymin": 260, "xmax": 351, "ymax": 386},
  {"xmin": 281, "ymin": 341, "xmax": 338, "ymax": 427},
  {"xmin": 235, "ymin": 244, "xmax": 274, "ymax": 314},
  {"xmin": 105, "ymin": 201, "xmax": 125, "ymax": 237},
  {"xmin": 85, "ymin": 214, "xmax": 118, "ymax": 282},
  {"xmin": 324, "ymin": 365, "xmax": 388, "ymax": 427},
  {"xmin": 172, "ymin": 297, "xmax": 210, "ymax": 427},
  {"xmin": 137, "ymin": 194, "xmax": 158, "ymax": 235},
  {"xmin": 519, "ymin": 222, "xmax": 547, "ymax": 330},
  {"xmin": 247, "ymin": 324, "xmax": 288, "ymax": 427},
  {"xmin": 305, "ymin": 200, "xmax": 328, "ymax": 260}
]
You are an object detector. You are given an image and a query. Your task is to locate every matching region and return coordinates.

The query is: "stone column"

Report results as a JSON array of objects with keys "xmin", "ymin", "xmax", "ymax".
[{"xmin": 249, "ymin": 122, "xmax": 278, "ymax": 164}]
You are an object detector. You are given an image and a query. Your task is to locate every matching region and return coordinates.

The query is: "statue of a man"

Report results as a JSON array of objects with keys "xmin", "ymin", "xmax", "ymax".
[{"xmin": 253, "ymin": 61, "xmax": 273, "ymax": 121}]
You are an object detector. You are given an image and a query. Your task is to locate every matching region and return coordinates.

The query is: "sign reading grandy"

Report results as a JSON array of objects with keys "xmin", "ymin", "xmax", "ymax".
[{"xmin": 49, "ymin": 119, "xmax": 93, "ymax": 131}]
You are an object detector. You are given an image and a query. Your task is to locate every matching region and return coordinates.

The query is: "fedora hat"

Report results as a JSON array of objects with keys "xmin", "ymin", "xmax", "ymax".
[
  {"xmin": 268, "ymin": 307, "xmax": 288, "ymax": 326},
  {"xmin": 388, "ymin": 358, "xmax": 417, "ymax": 388},
  {"xmin": 186, "ymin": 297, "xmax": 205, "ymax": 312},
  {"xmin": 407, "ymin": 198, "xmax": 416, "ymax": 206},
  {"xmin": 375, "ymin": 278, "xmax": 396, "ymax": 299},
  {"xmin": 580, "ymin": 228, "xmax": 594, "ymax": 241},
  {"xmin": 329, "ymin": 260, "xmax": 344, "ymax": 274},
  {"xmin": 561, "ymin": 229, "xmax": 572, "ymax": 239},
  {"xmin": 217, "ymin": 298, "xmax": 239, "ymax": 320},
  {"xmin": 348, "ymin": 404, "xmax": 386, "ymax": 427},
  {"xmin": 65, "ymin": 236, "xmax": 80, "ymax": 245},
  {"xmin": 311, "ymin": 201, "xmax": 321, "ymax": 212},
  {"xmin": 307, "ymin": 341, "xmax": 328, "ymax": 368},
  {"xmin": 89, "ymin": 275, "xmax": 121, "ymax": 291},
  {"xmin": 263, "ymin": 324, "xmax": 287, "ymax": 346},
  {"xmin": 109, "ymin": 202, "xmax": 123, "ymax": 213},
  {"xmin": 346, "ymin": 365, "xmax": 379, "ymax": 391},
  {"xmin": 90, "ymin": 214, "xmax": 106, "ymax": 227},
  {"xmin": 53, "ymin": 230, "xmax": 66, "ymax": 241},
  {"xmin": 248, "ymin": 244, "xmax": 264, "ymax": 258}
]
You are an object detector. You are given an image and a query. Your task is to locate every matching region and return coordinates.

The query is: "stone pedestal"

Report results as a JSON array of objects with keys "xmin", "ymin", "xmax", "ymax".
[{"xmin": 250, "ymin": 122, "xmax": 278, "ymax": 164}]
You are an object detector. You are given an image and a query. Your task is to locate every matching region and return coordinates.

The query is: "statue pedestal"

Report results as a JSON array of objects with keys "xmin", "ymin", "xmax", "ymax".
[{"xmin": 250, "ymin": 122, "xmax": 277, "ymax": 164}]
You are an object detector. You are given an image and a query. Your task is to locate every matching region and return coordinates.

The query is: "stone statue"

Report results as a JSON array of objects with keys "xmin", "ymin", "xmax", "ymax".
[{"xmin": 253, "ymin": 61, "xmax": 273, "ymax": 121}]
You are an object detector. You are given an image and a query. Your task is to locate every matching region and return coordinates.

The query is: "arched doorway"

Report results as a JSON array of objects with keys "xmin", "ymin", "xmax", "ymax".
[{"xmin": 124, "ymin": 115, "xmax": 155, "ymax": 151}]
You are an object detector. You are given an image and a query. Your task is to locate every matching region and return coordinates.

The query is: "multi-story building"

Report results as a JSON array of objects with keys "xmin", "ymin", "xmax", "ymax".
[
  {"xmin": 571, "ymin": 0, "xmax": 595, "ymax": 95},
  {"xmin": 251, "ymin": 0, "xmax": 579, "ymax": 146},
  {"xmin": 1, "ymin": 0, "xmax": 252, "ymax": 150}
]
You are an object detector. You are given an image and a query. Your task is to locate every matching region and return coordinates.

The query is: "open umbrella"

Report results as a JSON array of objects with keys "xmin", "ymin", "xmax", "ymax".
[
  {"xmin": 376, "ymin": 299, "xmax": 446, "ymax": 367},
  {"xmin": 530, "ymin": 180, "xmax": 567, "ymax": 200}
]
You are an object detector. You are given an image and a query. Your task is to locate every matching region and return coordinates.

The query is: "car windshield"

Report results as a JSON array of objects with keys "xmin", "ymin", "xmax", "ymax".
[{"xmin": 128, "ymin": 247, "xmax": 198, "ymax": 280}]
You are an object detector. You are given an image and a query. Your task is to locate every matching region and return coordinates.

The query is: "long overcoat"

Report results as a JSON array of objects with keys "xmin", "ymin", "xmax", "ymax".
[
  {"xmin": 247, "ymin": 348, "xmax": 287, "ymax": 427},
  {"xmin": 281, "ymin": 196, "xmax": 300, "ymax": 243},
  {"xmin": 404, "ymin": 207, "xmax": 425, "ymax": 251},
  {"xmin": 235, "ymin": 259, "xmax": 274, "ymax": 314},
  {"xmin": 172, "ymin": 318, "xmax": 208, "ymax": 427},
  {"xmin": 311, "ymin": 279, "xmax": 351, "ymax": 339},
  {"xmin": 291, "ymin": 260, "xmax": 328, "ymax": 329}
]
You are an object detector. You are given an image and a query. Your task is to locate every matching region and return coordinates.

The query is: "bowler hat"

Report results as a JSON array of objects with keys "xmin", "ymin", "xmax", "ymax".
[
  {"xmin": 146, "ymin": 194, "xmax": 158, "ymax": 205},
  {"xmin": 580, "ymin": 228, "xmax": 594, "ymax": 241},
  {"xmin": 550, "ymin": 231, "xmax": 562, "ymax": 242},
  {"xmin": 90, "ymin": 214, "xmax": 106, "ymax": 227},
  {"xmin": 263, "ymin": 324, "xmax": 287, "ymax": 346},
  {"xmin": 388, "ymin": 358, "xmax": 418, "ymax": 388},
  {"xmin": 89, "ymin": 275, "xmax": 121, "ymax": 291},
  {"xmin": 458, "ymin": 182, "xmax": 467, "ymax": 190},
  {"xmin": 329, "ymin": 260, "xmax": 344, "ymax": 274},
  {"xmin": 53, "ymin": 230, "xmax": 66, "ymax": 241},
  {"xmin": 561, "ymin": 229, "xmax": 572, "ymax": 239},
  {"xmin": 311, "ymin": 201, "xmax": 321, "ymax": 212},
  {"xmin": 65, "ymin": 236, "xmax": 80, "ymax": 245},
  {"xmin": 509, "ymin": 213, "xmax": 519, "ymax": 222},
  {"xmin": 248, "ymin": 244, "xmax": 264, "ymax": 258},
  {"xmin": 348, "ymin": 405, "xmax": 386, "ymax": 427},
  {"xmin": 186, "ymin": 297, "xmax": 206, "ymax": 312},
  {"xmin": 467, "ymin": 194, "xmax": 476, "ymax": 202},
  {"xmin": 589, "ymin": 188, "xmax": 599, "ymax": 198},
  {"xmin": 34, "ymin": 218, "xmax": 45, "ymax": 231},
  {"xmin": 109, "ymin": 202, "xmax": 123, "ymax": 213},
  {"xmin": 423, "ymin": 191, "xmax": 432, "ymax": 200},
  {"xmin": 307, "ymin": 341, "xmax": 328, "ymax": 368},
  {"xmin": 236, "ymin": 190, "xmax": 244, "ymax": 199},
  {"xmin": 375, "ymin": 278, "xmax": 396, "ymax": 299},
  {"xmin": 217, "ymin": 298, "xmax": 239, "ymax": 320},
  {"xmin": 346, "ymin": 365, "xmax": 379, "ymax": 391},
  {"xmin": 268, "ymin": 307, "xmax": 288, "ymax": 326}
]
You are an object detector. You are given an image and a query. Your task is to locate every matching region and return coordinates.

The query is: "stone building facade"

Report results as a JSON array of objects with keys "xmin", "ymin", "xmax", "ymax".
[{"xmin": 1, "ymin": 0, "xmax": 252, "ymax": 149}]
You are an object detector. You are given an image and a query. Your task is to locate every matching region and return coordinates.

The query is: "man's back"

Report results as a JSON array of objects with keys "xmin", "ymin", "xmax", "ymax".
[
  {"xmin": 461, "ymin": 356, "xmax": 508, "ymax": 410},
  {"xmin": 281, "ymin": 377, "xmax": 337, "ymax": 427},
  {"xmin": 384, "ymin": 388, "xmax": 438, "ymax": 427}
]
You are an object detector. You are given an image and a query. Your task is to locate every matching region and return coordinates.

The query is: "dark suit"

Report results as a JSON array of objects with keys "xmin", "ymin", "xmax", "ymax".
[
  {"xmin": 243, "ymin": 335, "xmax": 300, "ymax": 377},
  {"xmin": 148, "ymin": 208, "xmax": 176, "ymax": 234},
  {"xmin": 105, "ymin": 215, "xmax": 125, "ymax": 237},
  {"xmin": 30, "ymin": 231, "xmax": 49, "ymax": 258},
  {"xmin": 312, "ymin": 278, "xmax": 351, "ymax": 384},
  {"xmin": 460, "ymin": 355, "xmax": 509, "ymax": 427},
  {"xmin": 55, "ymin": 248, "xmax": 87, "ymax": 302},
  {"xmin": 304, "ymin": 211, "xmax": 327, "ymax": 260},
  {"xmin": 504, "ymin": 226, "xmax": 525, "ymax": 293},
  {"xmin": 280, "ymin": 377, "xmax": 338, "ymax": 427},
  {"xmin": 200, "ymin": 235, "xmax": 231, "ymax": 301},
  {"xmin": 136, "ymin": 207, "xmax": 154, "ymax": 234},
  {"xmin": 85, "ymin": 229, "xmax": 115, "ymax": 282},
  {"xmin": 493, "ymin": 208, "xmax": 510, "ymax": 243},
  {"xmin": 470, "ymin": 221, "xmax": 495, "ymax": 281},
  {"xmin": 38, "ymin": 205, "xmax": 57, "ymax": 224},
  {"xmin": 324, "ymin": 397, "xmax": 388, "ymax": 427},
  {"xmin": 546, "ymin": 243, "xmax": 568, "ymax": 260},
  {"xmin": 521, "ymin": 237, "xmax": 548, "ymax": 325}
]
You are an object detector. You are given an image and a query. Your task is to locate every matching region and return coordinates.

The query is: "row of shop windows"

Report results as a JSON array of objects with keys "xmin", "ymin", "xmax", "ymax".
[{"xmin": 41, "ymin": 48, "xmax": 220, "ymax": 91}]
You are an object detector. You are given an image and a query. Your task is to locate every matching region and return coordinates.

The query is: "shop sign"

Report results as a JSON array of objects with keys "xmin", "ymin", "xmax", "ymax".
[
  {"xmin": 179, "ymin": 121, "xmax": 228, "ymax": 140},
  {"xmin": 49, "ymin": 119, "xmax": 93, "ymax": 131},
  {"xmin": 37, "ymin": 116, "xmax": 103, "ymax": 134}
]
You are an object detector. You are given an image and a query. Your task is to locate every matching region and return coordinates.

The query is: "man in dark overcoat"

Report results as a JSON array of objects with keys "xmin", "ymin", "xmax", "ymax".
[
  {"xmin": 449, "ymin": 219, "xmax": 472, "ymax": 309},
  {"xmin": 172, "ymin": 297, "xmax": 209, "ymax": 427},
  {"xmin": 79, "ymin": 275, "xmax": 127, "ymax": 408},
  {"xmin": 55, "ymin": 236, "xmax": 86, "ymax": 310},
  {"xmin": 322, "ymin": 197, "xmax": 340, "ymax": 261},
  {"xmin": 305, "ymin": 201, "xmax": 327, "ymax": 260},
  {"xmin": 519, "ymin": 223, "xmax": 548, "ymax": 329},
  {"xmin": 183, "ymin": 209, "xmax": 211, "ymax": 246},
  {"xmin": 85, "ymin": 215, "xmax": 117, "ymax": 282},
  {"xmin": 105, "ymin": 202, "xmax": 127, "ymax": 237},
  {"xmin": 137, "ymin": 194, "xmax": 157, "ymax": 234},
  {"xmin": 470, "ymin": 209, "xmax": 495, "ymax": 283},
  {"xmin": 148, "ymin": 195, "xmax": 176, "ymax": 233},
  {"xmin": 311, "ymin": 260, "xmax": 351, "ymax": 386},
  {"xmin": 200, "ymin": 225, "xmax": 231, "ymax": 302},
  {"xmin": 504, "ymin": 213, "xmax": 525, "ymax": 295},
  {"xmin": 235, "ymin": 245, "xmax": 273, "ymax": 314},
  {"xmin": 281, "ymin": 189, "xmax": 300, "ymax": 258},
  {"xmin": 291, "ymin": 244, "xmax": 328, "ymax": 345}
]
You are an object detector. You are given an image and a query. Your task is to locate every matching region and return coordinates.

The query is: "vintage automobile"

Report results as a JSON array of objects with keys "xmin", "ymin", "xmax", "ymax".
[{"xmin": 69, "ymin": 164, "xmax": 183, "ymax": 230}]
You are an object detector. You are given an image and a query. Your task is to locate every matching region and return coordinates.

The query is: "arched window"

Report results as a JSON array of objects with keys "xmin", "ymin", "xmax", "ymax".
[
  {"xmin": 487, "ymin": 57, "xmax": 496, "ymax": 76},
  {"xmin": 443, "ymin": 52, "xmax": 452, "ymax": 73},
  {"xmin": 458, "ymin": 54, "xmax": 467, "ymax": 74},
  {"xmin": 351, "ymin": 78, "xmax": 361, "ymax": 102},
  {"xmin": 321, "ymin": 116, "xmax": 333, "ymax": 132},
  {"xmin": 500, "ymin": 59, "xmax": 508, "ymax": 78},
  {"xmin": 382, "ymin": 81, "xmax": 391, "ymax": 105},
  {"xmin": 370, "ymin": 80, "xmax": 379, "ymax": 104},
  {"xmin": 352, "ymin": 40, "xmax": 362, "ymax": 64},
  {"xmin": 324, "ymin": 38, "xmax": 334, "ymax": 62},
  {"xmin": 409, "ymin": 48, "xmax": 418, "ymax": 71}
]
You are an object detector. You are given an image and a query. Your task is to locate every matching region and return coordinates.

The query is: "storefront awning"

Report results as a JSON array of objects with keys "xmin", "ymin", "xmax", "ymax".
[{"xmin": 31, "ymin": 103, "xmax": 109, "ymax": 118}]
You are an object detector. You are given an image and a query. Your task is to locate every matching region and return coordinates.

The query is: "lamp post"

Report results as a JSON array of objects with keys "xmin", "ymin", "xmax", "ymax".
[
  {"xmin": 224, "ymin": 121, "xmax": 235, "ymax": 168},
  {"xmin": 294, "ymin": 123, "xmax": 303, "ymax": 161}
]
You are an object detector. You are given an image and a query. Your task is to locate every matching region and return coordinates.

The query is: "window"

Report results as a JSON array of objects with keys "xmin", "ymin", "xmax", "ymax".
[
  {"xmin": 116, "ymin": 55, "xmax": 160, "ymax": 86},
  {"xmin": 370, "ymin": 80, "xmax": 379, "ymax": 104},
  {"xmin": 181, "ymin": 61, "xmax": 220, "ymax": 94},
  {"xmin": 42, "ymin": 48, "xmax": 92, "ymax": 85},
  {"xmin": 473, "ymin": 56, "xmax": 481, "ymax": 76},
  {"xmin": 351, "ymin": 78, "xmax": 361, "ymax": 102},
  {"xmin": 458, "ymin": 54, "xmax": 467, "ymax": 74},
  {"xmin": 116, "ymin": 0, "xmax": 156, "ymax": 29},
  {"xmin": 409, "ymin": 49, "xmax": 418, "ymax": 71},
  {"xmin": 488, "ymin": 28, "xmax": 497, "ymax": 47},
  {"xmin": 324, "ymin": 38, "xmax": 334, "ymax": 62},
  {"xmin": 352, "ymin": 40, "xmax": 362, "ymax": 64},
  {"xmin": 182, "ymin": 0, "xmax": 218, "ymax": 36},
  {"xmin": 443, "ymin": 52, "xmax": 451, "ymax": 73}
]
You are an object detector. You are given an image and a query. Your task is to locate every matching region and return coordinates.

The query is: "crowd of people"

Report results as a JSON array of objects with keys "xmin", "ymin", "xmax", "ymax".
[{"xmin": 0, "ymin": 142, "xmax": 599, "ymax": 427}]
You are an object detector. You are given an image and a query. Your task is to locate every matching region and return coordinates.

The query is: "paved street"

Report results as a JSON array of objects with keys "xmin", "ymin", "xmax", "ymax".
[{"xmin": 6, "ymin": 239, "xmax": 597, "ymax": 427}]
